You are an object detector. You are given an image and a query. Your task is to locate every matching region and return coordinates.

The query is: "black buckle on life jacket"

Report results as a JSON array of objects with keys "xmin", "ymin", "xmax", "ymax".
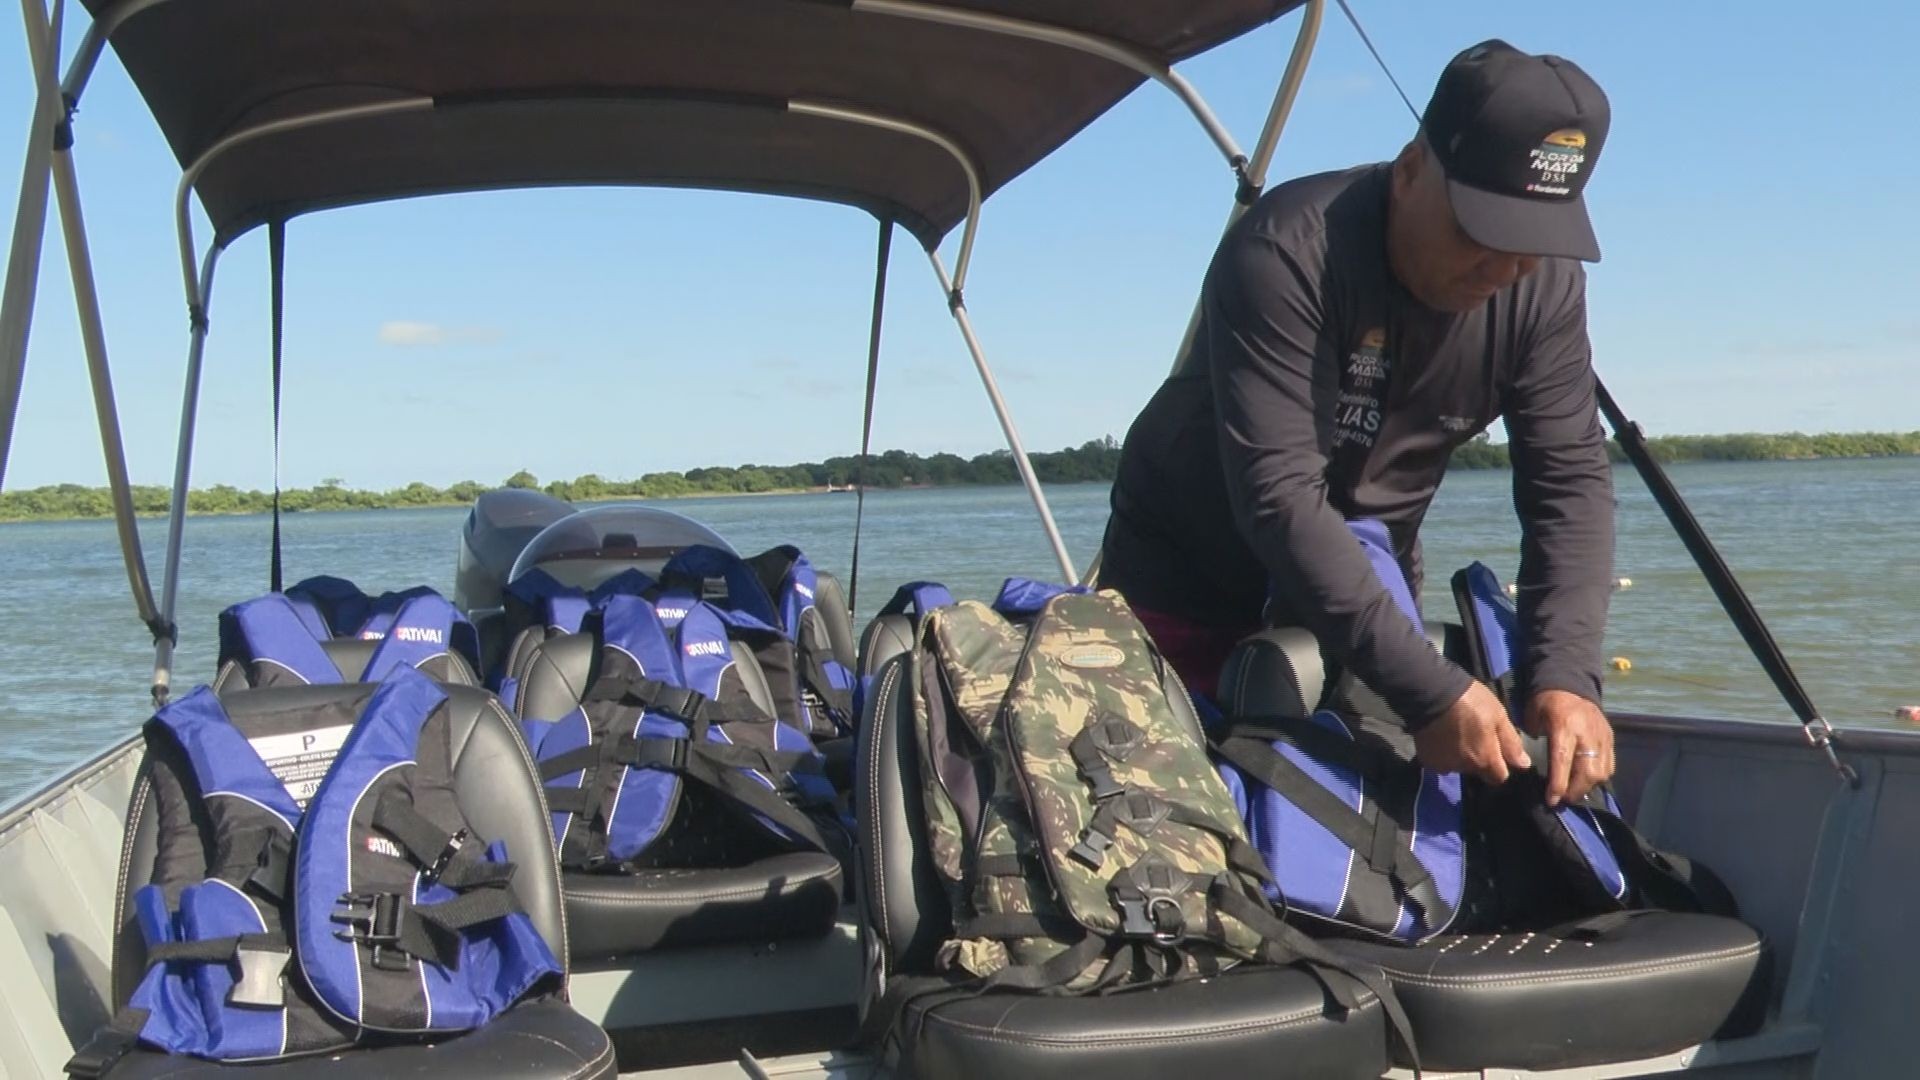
[
  {"xmin": 424, "ymin": 828, "xmax": 470, "ymax": 885},
  {"xmin": 646, "ymin": 684, "xmax": 708, "ymax": 724},
  {"xmin": 1114, "ymin": 857, "xmax": 1193, "ymax": 943},
  {"xmin": 229, "ymin": 943, "xmax": 290, "ymax": 1008},
  {"xmin": 332, "ymin": 892, "xmax": 411, "ymax": 972}
]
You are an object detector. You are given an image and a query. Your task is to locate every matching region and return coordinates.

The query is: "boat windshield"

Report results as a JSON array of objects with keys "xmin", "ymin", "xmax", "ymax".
[{"xmin": 508, "ymin": 504, "xmax": 734, "ymax": 591}]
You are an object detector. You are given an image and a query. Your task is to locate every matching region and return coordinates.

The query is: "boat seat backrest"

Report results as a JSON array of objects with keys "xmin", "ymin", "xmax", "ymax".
[
  {"xmin": 111, "ymin": 682, "xmax": 567, "ymax": 1010},
  {"xmin": 855, "ymin": 653, "xmax": 951, "ymax": 976},
  {"xmin": 212, "ymin": 638, "xmax": 482, "ymax": 695},
  {"xmin": 513, "ymin": 627, "xmax": 778, "ymax": 723},
  {"xmin": 857, "ymin": 613, "xmax": 916, "ymax": 684},
  {"xmin": 1220, "ymin": 622, "xmax": 1470, "ymax": 720},
  {"xmin": 811, "ymin": 570, "xmax": 857, "ymax": 671}
]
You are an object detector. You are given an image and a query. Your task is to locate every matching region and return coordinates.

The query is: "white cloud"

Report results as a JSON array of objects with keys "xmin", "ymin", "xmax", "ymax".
[{"xmin": 376, "ymin": 321, "xmax": 501, "ymax": 347}]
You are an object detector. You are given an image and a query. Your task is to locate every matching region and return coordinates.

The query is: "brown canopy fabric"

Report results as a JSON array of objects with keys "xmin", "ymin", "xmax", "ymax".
[{"xmin": 80, "ymin": 0, "xmax": 1304, "ymax": 247}]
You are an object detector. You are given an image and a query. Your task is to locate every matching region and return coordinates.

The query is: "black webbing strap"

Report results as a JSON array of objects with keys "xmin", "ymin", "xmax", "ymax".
[
  {"xmin": 404, "ymin": 887, "xmax": 522, "ymax": 963},
  {"xmin": 148, "ymin": 930, "xmax": 291, "ymax": 1009},
  {"xmin": 799, "ymin": 649, "xmax": 855, "ymax": 732},
  {"xmin": 976, "ymin": 933, "xmax": 1111, "ymax": 993},
  {"xmin": 847, "ymin": 217, "xmax": 893, "ymax": 619},
  {"xmin": 1597, "ymin": 808, "xmax": 1741, "ymax": 917},
  {"xmin": 145, "ymin": 930, "xmax": 286, "ymax": 965},
  {"xmin": 690, "ymin": 751, "xmax": 836, "ymax": 856},
  {"xmin": 1210, "ymin": 882, "xmax": 1421, "ymax": 1074},
  {"xmin": 970, "ymin": 853, "xmax": 1026, "ymax": 878},
  {"xmin": 952, "ymin": 911, "xmax": 1084, "ymax": 942},
  {"xmin": 1213, "ymin": 733, "xmax": 1449, "ymax": 929},
  {"xmin": 334, "ymin": 887, "xmax": 520, "ymax": 972},
  {"xmin": 267, "ymin": 219, "xmax": 286, "ymax": 594},
  {"xmin": 586, "ymin": 675, "xmax": 771, "ymax": 727},
  {"xmin": 65, "ymin": 1007, "xmax": 150, "ymax": 1078},
  {"xmin": 212, "ymin": 823, "xmax": 293, "ymax": 903},
  {"xmin": 373, "ymin": 789, "xmax": 516, "ymax": 890},
  {"xmin": 542, "ymin": 785, "xmax": 594, "ymax": 815}
]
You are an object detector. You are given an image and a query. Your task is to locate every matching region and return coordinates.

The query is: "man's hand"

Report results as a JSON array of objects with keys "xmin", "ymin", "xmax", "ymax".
[
  {"xmin": 1415, "ymin": 681, "xmax": 1532, "ymax": 785},
  {"xmin": 1523, "ymin": 689, "xmax": 1615, "ymax": 807}
]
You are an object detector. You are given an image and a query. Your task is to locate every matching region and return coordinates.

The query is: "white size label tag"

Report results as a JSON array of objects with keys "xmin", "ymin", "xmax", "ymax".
[{"xmin": 247, "ymin": 724, "xmax": 353, "ymax": 809}]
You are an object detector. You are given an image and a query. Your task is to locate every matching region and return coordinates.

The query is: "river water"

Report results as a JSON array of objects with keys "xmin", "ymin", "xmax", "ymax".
[{"xmin": 2, "ymin": 458, "xmax": 1916, "ymax": 805}]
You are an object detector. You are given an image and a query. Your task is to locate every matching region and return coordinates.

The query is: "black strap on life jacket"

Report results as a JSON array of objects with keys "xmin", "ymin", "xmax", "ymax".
[
  {"xmin": 1211, "ymin": 720, "xmax": 1453, "ymax": 932},
  {"xmin": 540, "ymin": 675, "xmax": 837, "ymax": 863}
]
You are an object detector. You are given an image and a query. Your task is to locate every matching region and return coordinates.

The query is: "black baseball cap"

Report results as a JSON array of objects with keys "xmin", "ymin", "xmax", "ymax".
[{"xmin": 1422, "ymin": 40, "xmax": 1610, "ymax": 262}]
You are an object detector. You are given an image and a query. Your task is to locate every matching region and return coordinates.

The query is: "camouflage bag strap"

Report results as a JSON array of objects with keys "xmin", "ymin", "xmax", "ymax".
[{"xmin": 908, "ymin": 602, "xmax": 1029, "ymax": 923}]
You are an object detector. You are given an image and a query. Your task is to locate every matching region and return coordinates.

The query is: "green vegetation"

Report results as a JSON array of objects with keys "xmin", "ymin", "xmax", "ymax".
[
  {"xmin": 4, "ymin": 432, "xmax": 1915, "ymax": 523},
  {"xmin": 1447, "ymin": 430, "xmax": 1920, "ymax": 470}
]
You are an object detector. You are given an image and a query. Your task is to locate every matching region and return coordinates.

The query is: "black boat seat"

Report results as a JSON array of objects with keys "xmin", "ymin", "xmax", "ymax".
[
  {"xmin": 211, "ymin": 636, "xmax": 480, "ymax": 694},
  {"xmin": 516, "ymin": 630, "xmax": 842, "ymax": 961},
  {"xmin": 106, "ymin": 683, "xmax": 613, "ymax": 1079},
  {"xmin": 856, "ymin": 653, "xmax": 1390, "ymax": 1080},
  {"xmin": 1335, "ymin": 911, "xmax": 1766, "ymax": 1071},
  {"xmin": 98, "ymin": 1000, "xmax": 614, "ymax": 1080},
  {"xmin": 1221, "ymin": 627, "xmax": 1770, "ymax": 1072}
]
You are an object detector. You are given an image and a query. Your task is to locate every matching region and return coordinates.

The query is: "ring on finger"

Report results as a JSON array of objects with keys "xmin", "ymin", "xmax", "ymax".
[{"xmin": 1574, "ymin": 749, "xmax": 1602, "ymax": 759}]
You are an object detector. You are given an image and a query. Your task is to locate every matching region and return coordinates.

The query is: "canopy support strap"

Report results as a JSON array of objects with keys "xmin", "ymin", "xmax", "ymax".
[
  {"xmin": 0, "ymin": 0, "xmax": 63, "ymax": 493},
  {"xmin": 928, "ymin": 251, "xmax": 1076, "ymax": 584},
  {"xmin": 268, "ymin": 220, "xmax": 285, "ymax": 593},
  {"xmin": 1595, "ymin": 380, "xmax": 1857, "ymax": 787},
  {"xmin": 847, "ymin": 217, "xmax": 893, "ymax": 619}
]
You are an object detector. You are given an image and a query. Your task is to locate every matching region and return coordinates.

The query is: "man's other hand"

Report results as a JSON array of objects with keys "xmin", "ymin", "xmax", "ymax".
[
  {"xmin": 1523, "ymin": 689, "xmax": 1615, "ymax": 807},
  {"xmin": 1415, "ymin": 681, "xmax": 1532, "ymax": 785}
]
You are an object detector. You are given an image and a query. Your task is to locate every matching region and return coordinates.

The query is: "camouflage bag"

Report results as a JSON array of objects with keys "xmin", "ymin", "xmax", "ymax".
[{"xmin": 912, "ymin": 587, "xmax": 1407, "ymax": 1001}]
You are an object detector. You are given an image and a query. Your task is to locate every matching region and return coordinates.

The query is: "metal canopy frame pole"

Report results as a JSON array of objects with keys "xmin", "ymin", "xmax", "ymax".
[
  {"xmin": 152, "ymin": 247, "xmax": 219, "ymax": 704},
  {"xmin": 1, "ymin": 0, "xmax": 63, "ymax": 489},
  {"xmin": 1082, "ymin": 3, "xmax": 1325, "ymax": 586},
  {"xmin": 853, "ymin": 0, "xmax": 1249, "ymax": 173},
  {"xmin": 929, "ymin": 251, "xmax": 1077, "ymax": 584},
  {"xmin": 50, "ymin": 129, "xmax": 163, "ymax": 631}
]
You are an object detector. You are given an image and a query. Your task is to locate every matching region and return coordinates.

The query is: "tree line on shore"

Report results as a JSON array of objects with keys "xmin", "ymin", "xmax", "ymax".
[{"xmin": 4, "ymin": 431, "xmax": 1916, "ymax": 522}]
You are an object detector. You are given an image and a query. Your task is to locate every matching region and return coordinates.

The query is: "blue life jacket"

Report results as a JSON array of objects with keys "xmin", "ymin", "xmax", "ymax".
[
  {"xmin": 1215, "ymin": 524, "xmax": 1736, "ymax": 942},
  {"xmin": 1450, "ymin": 561, "xmax": 1634, "ymax": 911},
  {"xmin": 659, "ymin": 544, "xmax": 842, "ymax": 739},
  {"xmin": 744, "ymin": 545, "xmax": 859, "ymax": 737},
  {"xmin": 494, "ymin": 568, "xmax": 657, "ymax": 710},
  {"xmin": 857, "ymin": 581, "xmax": 956, "ymax": 719},
  {"xmin": 1214, "ymin": 521, "xmax": 1467, "ymax": 941},
  {"xmin": 218, "ymin": 576, "xmax": 480, "ymax": 687},
  {"xmin": 991, "ymin": 576, "xmax": 1090, "ymax": 617},
  {"xmin": 520, "ymin": 593, "xmax": 839, "ymax": 870},
  {"xmin": 96, "ymin": 670, "xmax": 559, "ymax": 1066}
]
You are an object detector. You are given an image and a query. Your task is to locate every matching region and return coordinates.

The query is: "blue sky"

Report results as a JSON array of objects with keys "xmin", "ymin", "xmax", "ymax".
[{"xmin": 2, "ymin": 1, "xmax": 1915, "ymax": 490}]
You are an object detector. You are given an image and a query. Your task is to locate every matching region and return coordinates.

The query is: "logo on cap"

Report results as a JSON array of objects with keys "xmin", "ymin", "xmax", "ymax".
[{"xmin": 1526, "ymin": 128, "xmax": 1586, "ymax": 197}]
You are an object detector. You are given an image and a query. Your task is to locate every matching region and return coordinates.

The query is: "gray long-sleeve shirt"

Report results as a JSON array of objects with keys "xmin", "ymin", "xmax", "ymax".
[{"xmin": 1101, "ymin": 164, "xmax": 1614, "ymax": 728}]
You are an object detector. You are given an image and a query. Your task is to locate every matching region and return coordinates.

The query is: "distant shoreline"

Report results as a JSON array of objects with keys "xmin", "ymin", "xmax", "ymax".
[{"xmin": 4, "ymin": 433, "xmax": 1914, "ymax": 524}]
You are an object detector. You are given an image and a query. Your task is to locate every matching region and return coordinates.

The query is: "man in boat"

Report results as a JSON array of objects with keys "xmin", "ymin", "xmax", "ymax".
[{"xmin": 1100, "ymin": 40, "xmax": 1616, "ymax": 808}]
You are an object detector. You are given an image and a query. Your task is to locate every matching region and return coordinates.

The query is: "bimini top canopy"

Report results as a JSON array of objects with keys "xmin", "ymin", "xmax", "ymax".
[{"xmin": 76, "ymin": 0, "xmax": 1305, "ymax": 250}]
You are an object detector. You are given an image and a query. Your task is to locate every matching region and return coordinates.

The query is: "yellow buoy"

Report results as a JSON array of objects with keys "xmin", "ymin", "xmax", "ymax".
[
  {"xmin": 1609, "ymin": 657, "xmax": 1632, "ymax": 672},
  {"xmin": 1614, "ymin": 577, "xmax": 1633, "ymax": 591}
]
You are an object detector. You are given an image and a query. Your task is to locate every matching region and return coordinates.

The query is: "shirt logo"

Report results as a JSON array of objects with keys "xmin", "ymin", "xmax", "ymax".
[
  {"xmin": 1334, "ymin": 328, "xmax": 1390, "ymax": 450},
  {"xmin": 1526, "ymin": 128, "xmax": 1585, "ymax": 197}
]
